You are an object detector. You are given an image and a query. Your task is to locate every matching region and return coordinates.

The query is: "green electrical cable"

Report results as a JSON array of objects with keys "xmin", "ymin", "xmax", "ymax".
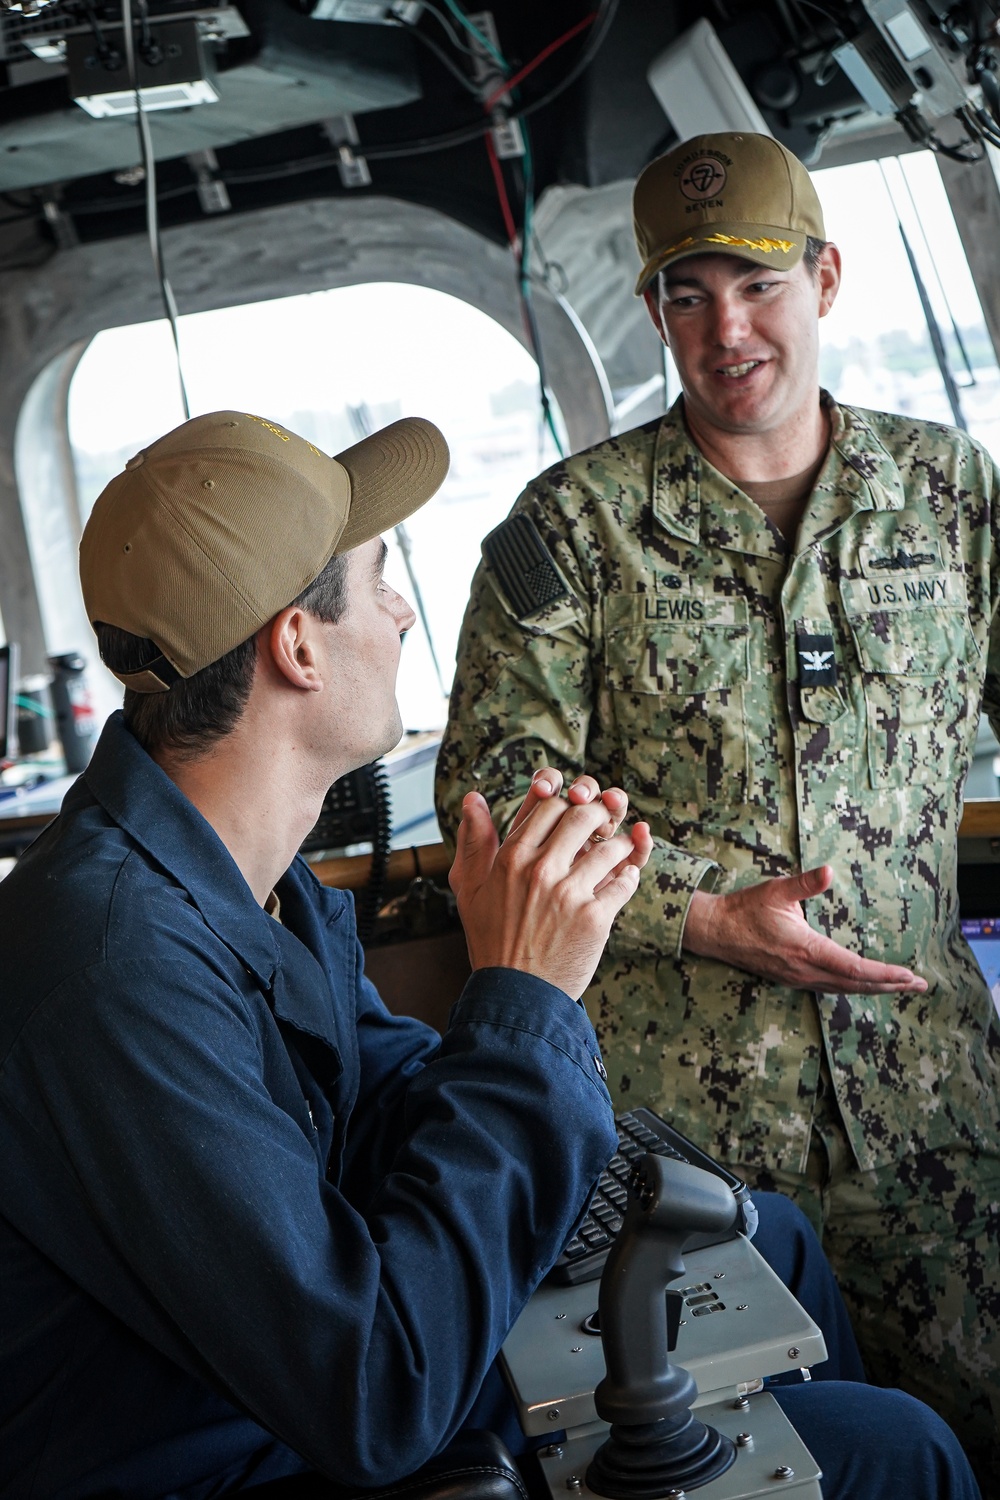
[
  {"xmin": 440, "ymin": 0, "xmax": 508, "ymax": 69},
  {"xmin": 440, "ymin": 4, "xmax": 563, "ymax": 457},
  {"xmin": 14, "ymin": 695, "xmax": 54, "ymax": 717}
]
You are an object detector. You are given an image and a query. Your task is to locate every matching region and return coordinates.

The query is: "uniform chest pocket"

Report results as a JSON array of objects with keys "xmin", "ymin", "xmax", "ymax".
[
  {"xmin": 842, "ymin": 573, "xmax": 977, "ymax": 789},
  {"xmin": 604, "ymin": 594, "xmax": 750, "ymax": 806}
]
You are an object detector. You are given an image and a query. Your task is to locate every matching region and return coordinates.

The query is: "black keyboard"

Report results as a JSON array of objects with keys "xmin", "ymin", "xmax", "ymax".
[{"xmin": 548, "ymin": 1107, "xmax": 755, "ymax": 1285}]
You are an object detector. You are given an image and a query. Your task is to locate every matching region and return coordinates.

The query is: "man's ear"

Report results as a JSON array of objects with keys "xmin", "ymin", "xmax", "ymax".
[
  {"xmin": 816, "ymin": 242, "xmax": 842, "ymax": 319},
  {"xmin": 643, "ymin": 284, "xmax": 669, "ymax": 346},
  {"xmin": 264, "ymin": 607, "xmax": 324, "ymax": 692}
]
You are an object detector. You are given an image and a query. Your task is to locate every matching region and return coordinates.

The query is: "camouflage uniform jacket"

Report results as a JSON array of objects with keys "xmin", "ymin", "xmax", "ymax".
[{"xmin": 436, "ymin": 396, "xmax": 1000, "ymax": 1176}]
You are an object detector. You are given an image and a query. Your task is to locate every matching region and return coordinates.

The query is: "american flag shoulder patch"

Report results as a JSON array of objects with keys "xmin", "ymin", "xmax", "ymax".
[{"xmin": 482, "ymin": 513, "xmax": 573, "ymax": 620}]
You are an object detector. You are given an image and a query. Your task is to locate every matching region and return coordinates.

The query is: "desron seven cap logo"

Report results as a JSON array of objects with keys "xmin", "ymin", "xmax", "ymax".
[{"xmin": 681, "ymin": 156, "xmax": 727, "ymax": 200}]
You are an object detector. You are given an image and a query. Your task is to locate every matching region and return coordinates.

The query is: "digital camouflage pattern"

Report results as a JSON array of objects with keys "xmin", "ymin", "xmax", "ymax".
[
  {"xmin": 436, "ymin": 392, "xmax": 1000, "ymax": 1485},
  {"xmin": 759, "ymin": 1064, "xmax": 999, "ymax": 1488},
  {"xmin": 436, "ymin": 396, "xmax": 1000, "ymax": 1179}
]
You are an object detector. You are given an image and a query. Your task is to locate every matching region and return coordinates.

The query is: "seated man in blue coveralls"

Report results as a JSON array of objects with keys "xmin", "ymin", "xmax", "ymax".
[{"xmin": 0, "ymin": 410, "xmax": 979, "ymax": 1499}]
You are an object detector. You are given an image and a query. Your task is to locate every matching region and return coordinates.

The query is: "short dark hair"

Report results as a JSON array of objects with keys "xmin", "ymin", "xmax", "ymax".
[
  {"xmin": 803, "ymin": 236, "xmax": 828, "ymax": 276},
  {"xmin": 97, "ymin": 550, "xmax": 351, "ymax": 759}
]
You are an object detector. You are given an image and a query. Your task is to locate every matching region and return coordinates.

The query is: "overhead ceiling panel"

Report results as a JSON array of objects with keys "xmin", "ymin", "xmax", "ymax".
[{"xmin": 0, "ymin": 0, "xmax": 421, "ymax": 190}]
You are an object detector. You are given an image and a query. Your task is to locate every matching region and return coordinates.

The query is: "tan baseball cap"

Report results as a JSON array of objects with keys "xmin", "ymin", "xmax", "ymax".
[
  {"xmin": 633, "ymin": 131, "xmax": 825, "ymax": 295},
  {"xmin": 80, "ymin": 409, "xmax": 450, "ymax": 692}
]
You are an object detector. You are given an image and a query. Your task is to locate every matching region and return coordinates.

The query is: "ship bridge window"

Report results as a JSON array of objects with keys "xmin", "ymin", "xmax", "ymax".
[
  {"xmin": 67, "ymin": 282, "xmax": 565, "ymax": 732},
  {"xmin": 815, "ymin": 150, "xmax": 1000, "ymax": 456}
]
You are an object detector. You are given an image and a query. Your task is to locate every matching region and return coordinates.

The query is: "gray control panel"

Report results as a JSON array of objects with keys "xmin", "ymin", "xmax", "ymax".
[
  {"xmin": 501, "ymin": 1233, "xmax": 826, "ymax": 1438},
  {"xmin": 536, "ymin": 1391, "xmax": 823, "ymax": 1499}
]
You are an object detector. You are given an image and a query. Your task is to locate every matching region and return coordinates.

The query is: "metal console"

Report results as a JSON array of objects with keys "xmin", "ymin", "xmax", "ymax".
[{"xmin": 501, "ymin": 1165, "xmax": 826, "ymax": 1500}]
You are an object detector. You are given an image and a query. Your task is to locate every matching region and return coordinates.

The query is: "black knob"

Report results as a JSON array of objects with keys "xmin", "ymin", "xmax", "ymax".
[{"xmin": 586, "ymin": 1155, "xmax": 739, "ymax": 1498}]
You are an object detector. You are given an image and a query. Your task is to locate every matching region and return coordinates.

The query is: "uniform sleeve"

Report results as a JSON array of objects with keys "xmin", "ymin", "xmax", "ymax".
[
  {"xmin": 3, "ymin": 955, "xmax": 617, "ymax": 1487},
  {"xmin": 337, "ymin": 945, "xmax": 450, "ymax": 1197},
  {"xmin": 981, "ymin": 451, "xmax": 1000, "ymax": 743},
  {"xmin": 435, "ymin": 478, "xmax": 719, "ymax": 960}
]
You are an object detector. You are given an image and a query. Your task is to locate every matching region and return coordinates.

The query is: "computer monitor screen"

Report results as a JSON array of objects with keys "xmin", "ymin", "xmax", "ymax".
[
  {"xmin": 960, "ymin": 917, "xmax": 1000, "ymax": 1020},
  {"xmin": 0, "ymin": 643, "xmax": 18, "ymax": 763}
]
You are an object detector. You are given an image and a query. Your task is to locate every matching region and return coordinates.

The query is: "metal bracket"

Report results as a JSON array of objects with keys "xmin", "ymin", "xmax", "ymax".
[
  {"xmin": 42, "ymin": 197, "xmax": 78, "ymax": 249},
  {"xmin": 186, "ymin": 149, "xmax": 230, "ymax": 214},
  {"xmin": 323, "ymin": 113, "xmax": 372, "ymax": 188},
  {"xmin": 467, "ymin": 10, "xmax": 525, "ymax": 159}
]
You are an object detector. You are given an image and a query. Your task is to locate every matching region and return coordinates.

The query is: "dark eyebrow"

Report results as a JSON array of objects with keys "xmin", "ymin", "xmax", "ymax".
[
  {"xmin": 371, "ymin": 539, "xmax": 388, "ymax": 581},
  {"xmin": 664, "ymin": 263, "xmax": 788, "ymax": 294}
]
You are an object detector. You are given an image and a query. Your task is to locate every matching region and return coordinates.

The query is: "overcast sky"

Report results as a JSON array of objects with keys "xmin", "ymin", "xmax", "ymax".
[
  {"xmin": 815, "ymin": 150, "xmax": 986, "ymax": 349},
  {"xmin": 69, "ymin": 282, "xmax": 541, "ymax": 457}
]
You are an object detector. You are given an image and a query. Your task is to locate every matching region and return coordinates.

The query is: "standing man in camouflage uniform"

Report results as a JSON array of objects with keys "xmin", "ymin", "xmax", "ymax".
[{"xmin": 435, "ymin": 132, "xmax": 1000, "ymax": 1483}]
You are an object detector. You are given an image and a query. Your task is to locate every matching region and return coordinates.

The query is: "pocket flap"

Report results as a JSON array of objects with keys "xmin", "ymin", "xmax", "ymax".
[
  {"xmin": 604, "ymin": 593, "xmax": 749, "ymax": 694},
  {"xmin": 842, "ymin": 576, "xmax": 972, "ymax": 676}
]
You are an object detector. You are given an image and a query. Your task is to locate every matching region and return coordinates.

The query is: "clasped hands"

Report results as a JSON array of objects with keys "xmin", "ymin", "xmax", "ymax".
[
  {"xmin": 449, "ymin": 773, "xmax": 926, "ymax": 999},
  {"xmin": 449, "ymin": 769, "xmax": 653, "ymax": 1001}
]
